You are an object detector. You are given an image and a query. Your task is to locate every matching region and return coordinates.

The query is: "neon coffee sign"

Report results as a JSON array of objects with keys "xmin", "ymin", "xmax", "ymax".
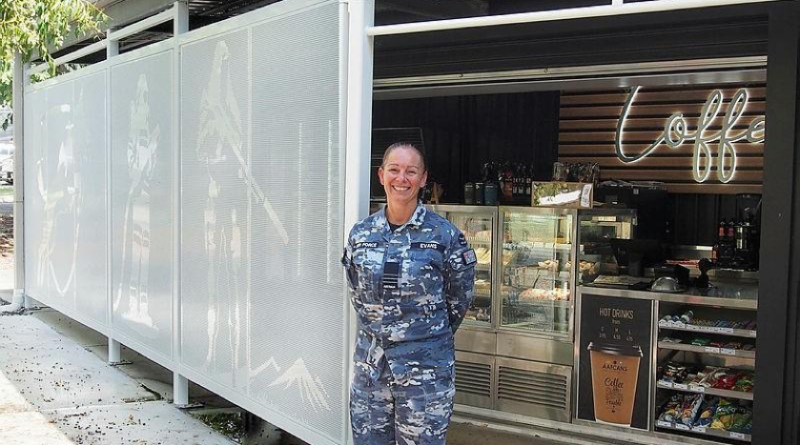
[{"xmin": 615, "ymin": 86, "xmax": 765, "ymax": 183}]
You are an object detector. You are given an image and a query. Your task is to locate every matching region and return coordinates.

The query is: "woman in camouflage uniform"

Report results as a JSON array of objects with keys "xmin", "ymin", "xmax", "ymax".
[{"xmin": 342, "ymin": 143, "xmax": 476, "ymax": 444}]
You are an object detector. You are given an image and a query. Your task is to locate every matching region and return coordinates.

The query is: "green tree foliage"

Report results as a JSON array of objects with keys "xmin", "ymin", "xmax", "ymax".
[{"xmin": 0, "ymin": 0, "xmax": 105, "ymax": 128}]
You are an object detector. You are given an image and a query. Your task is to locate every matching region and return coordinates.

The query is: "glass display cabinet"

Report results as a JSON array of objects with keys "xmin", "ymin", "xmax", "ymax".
[
  {"xmin": 498, "ymin": 207, "xmax": 577, "ymax": 338},
  {"xmin": 429, "ymin": 205, "xmax": 496, "ymax": 326},
  {"xmin": 577, "ymin": 209, "xmax": 637, "ymax": 284},
  {"xmin": 424, "ymin": 205, "xmax": 635, "ymax": 422}
]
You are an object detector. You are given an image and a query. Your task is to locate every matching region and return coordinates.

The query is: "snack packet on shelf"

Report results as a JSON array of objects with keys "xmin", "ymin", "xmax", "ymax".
[
  {"xmin": 687, "ymin": 371, "xmax": 704, "ymax": 386},
  {"xmin": 730, "ymin": 408, "xmax": 753, "ymax": 434},
  {"xmin": 699, "ymin": 368, "xmax": 727, "ymax": 388},
  {"xmin": 723, "ymin": 341, "xmax": 743, "ymax": 350},
  {"xmin": 733, "ymin": 373, "xmax": 754, "ymax": 393},
  {"xmin": 661, "ymin": 336, "xmax": 683, "ymax": 344},
  {"xmin": 658, "ymin": 395, "xmax": 683, "ymax": 425},
  {"xmin": 679, "ymin": 394, "xmax": 704, "ymax": 427},
  {"xmin": 710, "ymin": 399, "xmax": 737, "ymax": 430},
  {"xmin": 694, "ymin": 397, "xmax": 719, "ymax": 428},
  {"xmin": 712, "ymin": 372, "xmax": 738, "ymax": 390},
  {"xmin": 660, "ymin": 362, "xmax": 687, "ymax": 384}
]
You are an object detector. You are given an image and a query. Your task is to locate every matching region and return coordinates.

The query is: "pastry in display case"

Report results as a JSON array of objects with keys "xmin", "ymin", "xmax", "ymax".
[
  {"xmin": 499, "ymin": 207, "xmax": 576, "ymax": 336},
  {"xmin": 429, "ymin": 205, "xmax": 496, "ymax": 325},
  {"xmin": 577, "ymin": 209, "xmax": 636, "ymax": 284}
]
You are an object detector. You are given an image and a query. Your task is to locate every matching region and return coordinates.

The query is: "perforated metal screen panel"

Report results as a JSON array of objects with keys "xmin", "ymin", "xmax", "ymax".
[
  {"xmin": 181, "ymin": 28, "xmax": 251, "ymax": 392},
  {"xmin": 24, "ymin": 88, "xmax": 45, "ymax": 302},
  {"xmin": 180, "ymin": 2, "xmax": 345, "ymax": 441},
  {"xmin": 248, "ymin": 4, "xmax": 344, "ymax": 438},
  {"xmin": 24, "ymin": 71, "xmax": 109, "ymax": 326},
  {"xmin": 24, "ymin": 91, "xmax": 47, "ymax": 299},
  {"xmin": 110, "ymin": 50, "xmax": 174, "ymax": 358},
  {"xmin": 23, "ymin": 1, "xmax": 347, "ymax": 442}
]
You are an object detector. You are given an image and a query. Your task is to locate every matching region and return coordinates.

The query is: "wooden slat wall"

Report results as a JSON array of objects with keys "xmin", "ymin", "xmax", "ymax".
[{"xmin": 558, "ymin": 84, "xmax": 765, "ymax": 194}]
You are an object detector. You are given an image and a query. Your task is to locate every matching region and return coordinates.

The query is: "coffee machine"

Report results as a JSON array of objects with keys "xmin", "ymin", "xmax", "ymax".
[{"xmin": 735, "ymin": 194, "xmax": 761, "ymax": 270}]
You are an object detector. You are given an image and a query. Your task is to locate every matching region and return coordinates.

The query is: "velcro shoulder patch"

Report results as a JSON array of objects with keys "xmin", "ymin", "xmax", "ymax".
[{"xmin": 462, "ymin": 249, "xmax": 477, "ymax": 265}]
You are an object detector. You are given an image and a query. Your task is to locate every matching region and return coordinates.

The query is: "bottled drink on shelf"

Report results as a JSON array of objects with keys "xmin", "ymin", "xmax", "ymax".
[
  {"xmin": 526, "ymin": 164, "xmax": 533, "ymax": 196},
  {"xmin": 712, "ymin": 220, "xmax": 724, "ymax": 263},
  {"xmin": 726, "ymin": 219, "xmax": 736, "ymax": 243},
  {"xmin": 501, "ymin": 162, "xmax": 513, "ymax": 201}
]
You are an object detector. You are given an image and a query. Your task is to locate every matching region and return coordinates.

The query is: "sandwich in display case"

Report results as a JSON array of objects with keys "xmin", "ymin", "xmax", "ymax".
[{"xmin": 499, "ymin": 207, "xmax": 575, "ymax": 337}]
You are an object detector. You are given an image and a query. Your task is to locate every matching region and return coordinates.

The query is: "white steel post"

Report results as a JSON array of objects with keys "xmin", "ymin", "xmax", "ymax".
[
  {"xmin": 11, "ymin": 52, "xmax": 25, "ymax": 311},
  {"xmin": 173, "ymin": 372, "xmax": 189, "ymax": 406},
  {"xmin": 174, "ymin": 1, "xmax": 189, "ymax": 34},
  {"xmin": 172, "ymin": 0, "xmax": 189, "ymax": 407},
  {"xmin": 344, "ymin": 1, "xmax": 373, "ymax": 239},
  {"xmin": 344, "ymin": 0, "xmax": 374, "ymax": 442},
  {"xmin": 106, "ymin": 36, "xmax": 122, "ymax": 365}
]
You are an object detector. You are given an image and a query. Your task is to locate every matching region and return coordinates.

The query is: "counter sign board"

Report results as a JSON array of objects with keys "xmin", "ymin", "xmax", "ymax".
[{"xmin": 577, "ymin": 292, "xmax": 653, "ymax": 430}]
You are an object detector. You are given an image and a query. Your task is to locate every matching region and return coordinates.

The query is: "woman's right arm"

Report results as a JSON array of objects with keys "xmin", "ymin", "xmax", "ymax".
[{"xmin": 341, "ymin": 238, "xmax": 363, "ymax": 313}]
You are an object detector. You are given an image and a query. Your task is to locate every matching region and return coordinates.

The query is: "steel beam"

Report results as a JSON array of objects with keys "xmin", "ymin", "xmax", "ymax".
[{"xmin": 368, "ymin": 0, "xmax": 780, "ymax": 36}]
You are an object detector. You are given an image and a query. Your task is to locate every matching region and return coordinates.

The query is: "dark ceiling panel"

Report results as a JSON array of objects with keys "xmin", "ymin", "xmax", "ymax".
[{"xmin": 374, "ymin": 3, "xmax": 770, "ymax": 79}]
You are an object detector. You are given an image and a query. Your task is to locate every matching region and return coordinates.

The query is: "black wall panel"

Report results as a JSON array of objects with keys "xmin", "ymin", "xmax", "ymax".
[{"xmin": 372, "ymin": 92, "xmax": 560, "ymax": 203}]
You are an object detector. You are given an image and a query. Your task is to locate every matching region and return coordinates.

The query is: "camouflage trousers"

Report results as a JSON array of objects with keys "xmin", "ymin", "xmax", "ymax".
[{"xmin": 350, "ymin": 363, "xmax": 455, "ymax": 445}]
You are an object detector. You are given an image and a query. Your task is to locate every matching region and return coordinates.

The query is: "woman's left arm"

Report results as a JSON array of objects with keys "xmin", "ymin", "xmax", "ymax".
[{"xmin": 444, "ymin": 232, "xmax": 476, "ymax": 334}]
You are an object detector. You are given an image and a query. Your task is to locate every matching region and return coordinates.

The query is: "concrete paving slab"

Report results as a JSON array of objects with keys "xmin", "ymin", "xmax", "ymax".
[
  {"xmin": 0, "ymin": 369, "xmax": 32, "ymax": 414},
  {"xmin": 30, "ymin": 310, "xmax": 108, "ymax": 349},
  {"xmin": 0, "ymin": 314, "xmax": 65, "ymax": 346},
  {"xmin": 0, "ymin": 315, "xmax": 155, "ymax": 411},
  {"xmin": 44, "ymin": 401, "xmax": 233, "ymax": 445},
  {"xmin": 0, "ymin": 268, "xmax": 13, "ymax": 291},
  {"xmin": 0, "ymin": 411, "xmax": 74, "ymax": 445},
  {"xmin": 449, "ymin": 421, "xmax": 565, "ymax": 445}
]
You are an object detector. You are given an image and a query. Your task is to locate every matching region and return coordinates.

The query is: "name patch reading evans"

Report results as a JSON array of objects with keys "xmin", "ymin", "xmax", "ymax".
[{"xmin": 411, "ymin": 242, "xmax": 446, "ymax": 253}]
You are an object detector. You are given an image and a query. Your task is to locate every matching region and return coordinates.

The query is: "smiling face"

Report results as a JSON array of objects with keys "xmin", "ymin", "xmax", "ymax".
[{"xmin": 379, "ymin": 146, "xmax": 427, "ymax": 210}]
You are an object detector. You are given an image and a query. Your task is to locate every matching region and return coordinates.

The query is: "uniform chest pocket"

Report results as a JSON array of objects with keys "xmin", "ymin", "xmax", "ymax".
[
  {"xmin": 352, "ymin": 245, "xmax": 385, "ymax": 295},
  {"xmin": 407, "ymin": 244, "xmax": 446, "ymax": 276},
  {"xmin": 402, "ymin": 245, "xmax": 446, "ymax": 304}
]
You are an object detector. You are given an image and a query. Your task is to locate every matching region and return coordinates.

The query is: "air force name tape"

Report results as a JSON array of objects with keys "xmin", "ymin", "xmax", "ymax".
[{"xmin": 355, "ymin": 241, "xmax": 380, "ymax": 249}]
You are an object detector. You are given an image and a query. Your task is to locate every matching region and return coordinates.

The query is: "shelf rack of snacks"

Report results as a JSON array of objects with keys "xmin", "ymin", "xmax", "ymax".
[{"xmin": 654, "ymin": 297, "xmax": 757, "ymax": 443}]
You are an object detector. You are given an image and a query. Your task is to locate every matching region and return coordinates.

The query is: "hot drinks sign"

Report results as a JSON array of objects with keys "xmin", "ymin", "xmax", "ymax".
[
  {"xmin": 615, "ymin": 86, "xmax": 766, "ymax": 184},
  {"xmin": 578, "ymin": 293, "xmax": 653, "ymax": 430}
]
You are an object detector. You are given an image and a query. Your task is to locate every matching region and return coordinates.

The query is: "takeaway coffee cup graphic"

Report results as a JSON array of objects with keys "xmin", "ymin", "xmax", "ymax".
[{"xmin": 588, "ymin": 342, "xmax": 643, "ymax": 426}]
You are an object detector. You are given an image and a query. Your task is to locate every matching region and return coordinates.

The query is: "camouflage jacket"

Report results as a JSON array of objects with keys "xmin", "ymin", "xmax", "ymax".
[{"xmin": 342, "ymin": 204, "xmax": 476, "ymax": 385}]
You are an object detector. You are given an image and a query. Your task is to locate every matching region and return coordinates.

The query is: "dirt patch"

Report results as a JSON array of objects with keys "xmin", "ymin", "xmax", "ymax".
[{"xmin": 0, "ymin": 214, "xmax": 12, "ymax": 270}]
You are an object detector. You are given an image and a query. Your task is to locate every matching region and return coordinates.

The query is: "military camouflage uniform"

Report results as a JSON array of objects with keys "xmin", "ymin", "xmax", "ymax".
[{"xmin": 342, "ymin": 204, "xmax": 476, "ymax": 445}]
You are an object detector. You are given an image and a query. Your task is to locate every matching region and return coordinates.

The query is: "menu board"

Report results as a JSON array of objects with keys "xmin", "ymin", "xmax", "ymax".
[{"xmin": 578, "ymin": 293, "xmax": 653, "ymax": 430}]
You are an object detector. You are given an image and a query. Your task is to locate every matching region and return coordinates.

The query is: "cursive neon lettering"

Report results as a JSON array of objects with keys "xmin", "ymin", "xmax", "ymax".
[{"xmin": 615, "ymin": 86, "xmax": 765, "ymax": 183}]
